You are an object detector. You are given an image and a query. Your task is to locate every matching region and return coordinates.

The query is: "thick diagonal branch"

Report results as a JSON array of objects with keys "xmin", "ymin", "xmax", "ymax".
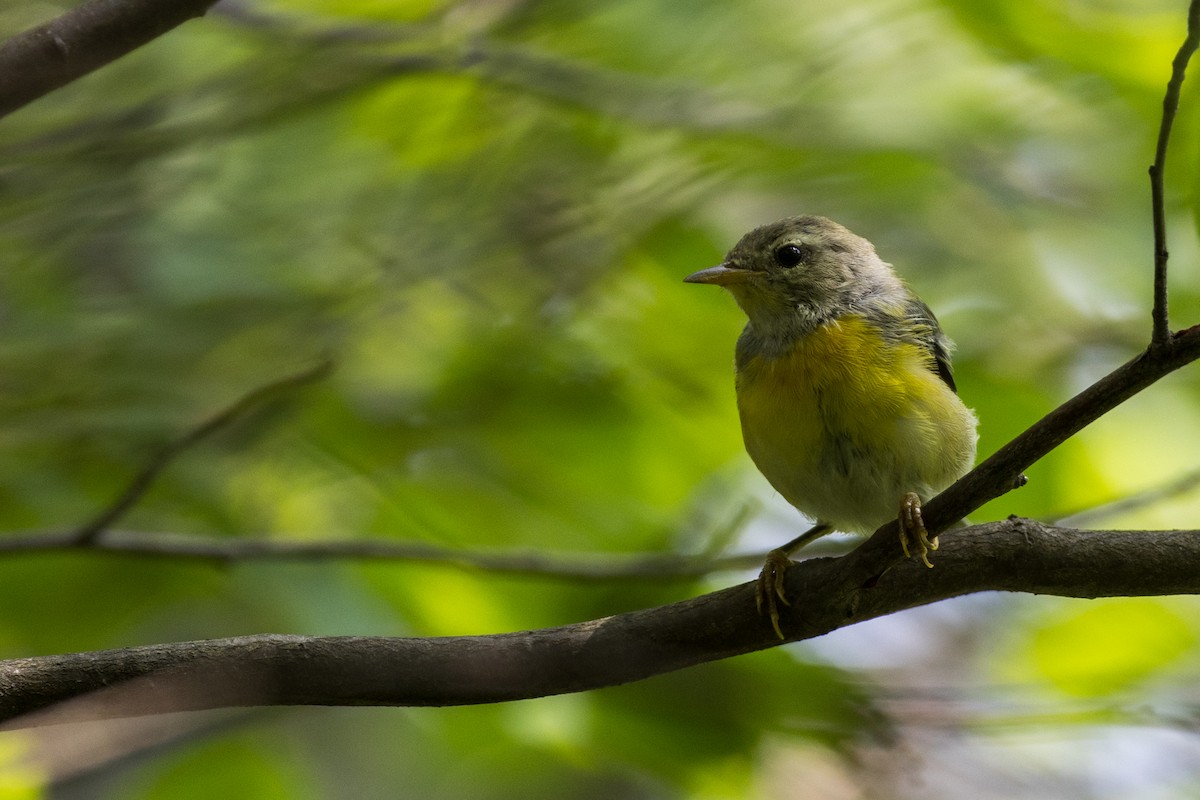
[{"xmin": 0, "ymin": 0, "xmax": 222, "ymax": 118}]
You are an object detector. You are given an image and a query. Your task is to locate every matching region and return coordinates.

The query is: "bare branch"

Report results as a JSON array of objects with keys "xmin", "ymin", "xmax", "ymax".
[
  {"xmin": 3, "ymin": 519, "xmax": 1198, "ymax": 727},
  {"xmin": 0, "ymin": 0, "xmax": 224, "ymax": 119},
  {"xmin": 6, "ymin": 494, "xmax": 768, "ymax": 579},
  {"xmin": 73, "ymin": 360, "xmax": 332, "ymax": 545},
  {"xmin": 3, "ymin": 527, "xmax": 772, "ymax": 580},
  {"xmin": 1148, "ymin": 0, "xmax": 1200, "ymax": 348}
]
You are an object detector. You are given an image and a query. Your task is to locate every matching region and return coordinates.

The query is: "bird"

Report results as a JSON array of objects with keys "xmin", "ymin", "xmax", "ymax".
[{"xmin": 685, "ymin": 215, "xmax": 978, "ymax": 638}]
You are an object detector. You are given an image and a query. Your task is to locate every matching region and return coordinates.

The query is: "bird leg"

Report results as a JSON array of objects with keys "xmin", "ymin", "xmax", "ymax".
[
  {"xmin": 899, "ymin": 491, "xmax": 938, "ymax": 568},
  {"xmin": 755, "ymin": 522, "xmax": 832, "ymax": 639}
]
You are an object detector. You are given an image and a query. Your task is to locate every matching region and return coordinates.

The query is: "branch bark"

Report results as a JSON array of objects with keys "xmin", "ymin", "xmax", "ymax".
[
  {"xmin": 0, "ymin": 0, "xmax": 222, "ymax": 119},
  {"xmin": 3, "ymin": 519, "xmax": 1198, "ymax": 728}
]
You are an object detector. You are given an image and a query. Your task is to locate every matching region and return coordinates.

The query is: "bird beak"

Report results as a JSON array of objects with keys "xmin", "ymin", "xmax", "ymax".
[{"xmin": 683, "ymin": 263, "xmax": 753, "ymax": 285}]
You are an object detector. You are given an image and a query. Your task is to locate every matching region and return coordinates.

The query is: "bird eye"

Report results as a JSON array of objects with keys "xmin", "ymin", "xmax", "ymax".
[{"xmin": 774, "ymin": 243, "xmax": 807, "ymax": 268}]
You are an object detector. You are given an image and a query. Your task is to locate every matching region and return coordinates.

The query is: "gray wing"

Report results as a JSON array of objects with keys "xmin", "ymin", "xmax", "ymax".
[{"xmin": 907, "ymin": 298, "xmax": 957, "ymax": 393}]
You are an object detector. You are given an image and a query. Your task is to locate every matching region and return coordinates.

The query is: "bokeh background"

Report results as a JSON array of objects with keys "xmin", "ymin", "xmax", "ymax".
[{"xmin": 3, "ymin": 0, "xmax": 1200, "ymax": 797}]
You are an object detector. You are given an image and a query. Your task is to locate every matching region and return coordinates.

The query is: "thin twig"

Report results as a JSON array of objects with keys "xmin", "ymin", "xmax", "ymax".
[
  {"xmin": 2, "ymin": 526, "xmax": 853, "ymax": 580},
  {"xmin": 3, "ymin": 496, "xmax": 831, "ymax": 581},
  {"xmin": 9, "ymin": 528, "xmax": 749, "ymax": 579},
  {"xmin": 1149, "ymin": 0, "xmax": 1200, "ymax": 349},
  {"xmin": 73, "ymin": 360, "xmax": 333, "ymax": 545}
]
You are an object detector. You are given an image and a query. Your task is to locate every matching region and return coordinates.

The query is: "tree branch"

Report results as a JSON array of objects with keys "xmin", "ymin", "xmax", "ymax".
[
  {"xmin": 73, "ymin": 359, "xmax": 332, "ymax": 545},
  {"xmin": 1148, "ymin": 0, "xmax": 1200, "ymax": 348},
  {"xmin": 3, "ymin": 519, "xmax": 1198, "ymax": 727},
  {"xmin": 0, "ymin": 0, "xmax": 224, "ymax": 119},
  {"xmin": 1, "ymin": 527, "xmax": 770, "ymax": 580}
]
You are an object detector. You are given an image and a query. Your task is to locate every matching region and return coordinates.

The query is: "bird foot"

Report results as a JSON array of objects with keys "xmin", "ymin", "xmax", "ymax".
[
  {"xmin": 755, "ymin": 548, "xmax": 794, "ymax": 640},
  {"xmin": 899, "ymin": 491, "xmax": 938, "ymax": 568}
]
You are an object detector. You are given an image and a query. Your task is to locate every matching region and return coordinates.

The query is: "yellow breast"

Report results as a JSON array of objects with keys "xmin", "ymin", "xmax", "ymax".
[{"xmin": 735, "ymin": 316, "xmax": 977, "ymax": 533}]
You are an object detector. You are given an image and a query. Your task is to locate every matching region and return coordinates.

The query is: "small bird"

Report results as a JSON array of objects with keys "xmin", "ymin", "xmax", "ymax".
[{"xmin": 685, "ymin": 215, "xmax": 978, "ymax": 638}]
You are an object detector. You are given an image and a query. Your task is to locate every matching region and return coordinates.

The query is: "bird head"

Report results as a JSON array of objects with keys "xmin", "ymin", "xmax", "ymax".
[{"xmin": 685, "ymin": 215, "xmax": 903, "ymax": 332}]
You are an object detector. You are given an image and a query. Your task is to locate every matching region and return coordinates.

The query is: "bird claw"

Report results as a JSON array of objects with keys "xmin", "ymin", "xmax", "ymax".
[
  {"xmin": 899, "ymin": 492, "xmax": 938, "ymax": 568},
  {"xmin": 755, "ymin": 548, "xmax": 793, "ymax": 639}
]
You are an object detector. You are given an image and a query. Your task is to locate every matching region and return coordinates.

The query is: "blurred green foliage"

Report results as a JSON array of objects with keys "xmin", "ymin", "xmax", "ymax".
[{"xmin": 3, "ymin": 0, "xmax": 1200, "ymax": 797}]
